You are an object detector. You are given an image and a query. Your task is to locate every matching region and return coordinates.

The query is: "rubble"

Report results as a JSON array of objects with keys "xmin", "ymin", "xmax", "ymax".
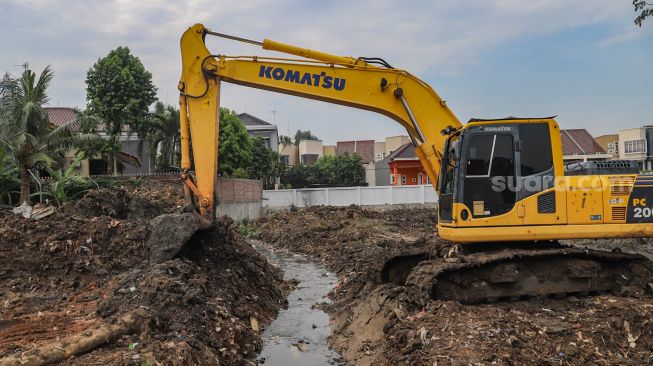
[
  {"xmin": 257, "ymin": 206, "xmax": 653, "ymax": 365},
  {"xmin": 0, "ymin": 187, "xmax": 290, "ymax": 365}
]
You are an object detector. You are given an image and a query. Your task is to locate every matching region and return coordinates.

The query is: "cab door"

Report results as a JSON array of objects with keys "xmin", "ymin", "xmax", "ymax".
[{"xmin": 456, "ymin": 129, "xmax": 520, "ymax": 226}]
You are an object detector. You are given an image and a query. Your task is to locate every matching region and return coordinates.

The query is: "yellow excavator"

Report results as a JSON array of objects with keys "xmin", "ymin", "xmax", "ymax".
[{"xmin": 178, "ymin": 24, "xmax": 653, "ymax": 303}]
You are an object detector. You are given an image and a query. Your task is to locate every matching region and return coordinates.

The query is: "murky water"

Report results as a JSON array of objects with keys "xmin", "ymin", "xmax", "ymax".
[{"xmin": 253, "ymin": 241, "xmax": 343, "ymax": 366}]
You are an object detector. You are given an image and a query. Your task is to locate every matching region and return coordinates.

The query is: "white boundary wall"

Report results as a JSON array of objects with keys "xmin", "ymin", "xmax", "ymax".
[{"xmin": 263, "ymin": 185, "xmax": 438, "ymax": 209}]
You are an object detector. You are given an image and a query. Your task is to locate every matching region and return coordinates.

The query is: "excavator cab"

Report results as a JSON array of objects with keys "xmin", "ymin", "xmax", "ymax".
[{"xmin": 438, "ymin": 119, "xmax": 557, "ymax": 227}]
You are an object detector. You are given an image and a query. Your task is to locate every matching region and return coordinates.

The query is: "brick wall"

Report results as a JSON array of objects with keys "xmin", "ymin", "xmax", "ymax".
[
  {"xmin": 337, "ymin": 140, "xmax": 375, "ymax": 163},
  {"xmin": 217, "ymin": 178, "xmax": 263, "ymax": 203},
  {"xmin": 86, "ymin": 174, "xmax": 262, "ymax": 204}
]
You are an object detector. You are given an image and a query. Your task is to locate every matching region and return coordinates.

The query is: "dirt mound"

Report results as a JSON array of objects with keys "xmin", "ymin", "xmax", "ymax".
[
  {"xmin": 67, "ymin": 187, "xmax": 183, "ymax": 220},
  {"xmin": 257, "ymin": 206, "xmax": 653, "ymax": 366},
  {"xmin": 0, "ymin": 189, "xmax": 288, "ymax": 365}
]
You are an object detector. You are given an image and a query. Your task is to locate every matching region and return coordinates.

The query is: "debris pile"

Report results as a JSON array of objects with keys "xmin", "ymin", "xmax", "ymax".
[
  {"xmin": 258, "ymin": 206, "xmax": 653, "ymax": 365},
  {"xmin": 0, "ymin": 187, "xmax": 289, "ymax": 365}
]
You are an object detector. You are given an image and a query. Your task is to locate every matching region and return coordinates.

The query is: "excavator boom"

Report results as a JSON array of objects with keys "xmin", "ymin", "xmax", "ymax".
[{"xmin": 178, "ymin": 23, "xmax": 461, "ymax": 222}]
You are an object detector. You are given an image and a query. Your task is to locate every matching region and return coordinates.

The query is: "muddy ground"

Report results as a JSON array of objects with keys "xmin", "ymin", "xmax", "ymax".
[
  {"xmin": 0, "ymin": 186, "xmax": 290, "ymax": 366},
  {"xmin": 258, "ymin": 206, "xmax": 653, "ymax": 365}
]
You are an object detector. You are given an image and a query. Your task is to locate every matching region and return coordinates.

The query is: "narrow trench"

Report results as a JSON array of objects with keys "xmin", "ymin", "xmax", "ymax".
[{"xmin": 252, "ymin": 241, "xmax": 343, "ymax": 366}]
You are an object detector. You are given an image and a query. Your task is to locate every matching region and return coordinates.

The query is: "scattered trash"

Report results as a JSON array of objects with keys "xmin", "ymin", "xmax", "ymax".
[{"xmin": 11, "ymin": 202, "xmax": 55, "ymax": 220}]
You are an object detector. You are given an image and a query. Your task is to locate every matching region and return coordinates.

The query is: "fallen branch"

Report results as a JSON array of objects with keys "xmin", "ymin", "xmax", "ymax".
[{"xmin": 0, "ymin": 309, "xmax": 148, "ymax": 366}]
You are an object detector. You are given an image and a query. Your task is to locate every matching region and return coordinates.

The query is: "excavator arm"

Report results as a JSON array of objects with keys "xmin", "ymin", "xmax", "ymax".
[{"xmin": 179, "ymin": 23, "xmax": 461, "ymax": 222}]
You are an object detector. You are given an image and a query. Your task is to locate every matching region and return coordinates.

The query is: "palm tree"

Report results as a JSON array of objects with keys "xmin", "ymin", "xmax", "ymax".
[
  {"xmin": 148, "ymin": 101, "xmax": 180, "ymax": 171},
  {"xmin": 0, "ymin": 65, "xmax": 92, "ymax": 204}
]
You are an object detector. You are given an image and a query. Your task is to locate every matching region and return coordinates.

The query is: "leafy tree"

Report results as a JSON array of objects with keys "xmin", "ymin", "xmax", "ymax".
[
  {"xmin": 634, "ymin": 0, "xmax": 653, "ymax": 26},
  {"xmin": 218, "ymin": 108, "xmax": 252, "ymax": 176},
  {"xmin": 0, "ymin": 65, "xmax": 93, "ymax": 204},
  {"xmin": 294, "ymin": 129, "xmax": 319, "ymax": 145},
  {"xmin": 248, "ymin": 136, "xmax": 282, "ymax": 189},
  {"xmin": 315, "ymin": 153, "xmax": 365, "ymax": 186},
  {"xmin": 279, "ymin": 134, "xmax": 293, "ymax": 149},
  {"xmin": 281, "ymin": 153, "xmax": 364, "ymax": 188},
  {"xmin": 85, "ymin": 47, "xmax": 157, "ymax": 174},
  {"xmin": 0, "ymin": 146, "xmax": 19, "ymax": 205},
  {"xmin": 148, "ymin": 101, "xmax": 180, "ymax": 171},
  {"xmin": 46, "ymin": 155, "xmax": 90, "ymax": 205},
  {"xmin": 75, "ymin": 110, "xmax": 121, "ymax": 162},
  {"xmin": 281, "ymin": 165, "xmax": 324, "ymax": 188}
]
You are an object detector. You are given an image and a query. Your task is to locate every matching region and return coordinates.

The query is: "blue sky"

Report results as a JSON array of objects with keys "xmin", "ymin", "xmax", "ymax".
[{"xmin": 1, "ymin": 0, "xmax": 651, "ymax": 144}]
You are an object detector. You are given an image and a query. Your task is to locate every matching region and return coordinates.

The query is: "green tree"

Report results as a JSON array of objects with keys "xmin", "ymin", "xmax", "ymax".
[
  {"xmin": 332, "ymin": 152, "xmax": 365, "ymax": 186},
  {"xmin": 248, "ymin": 137, "xmax": 282, "ymax": 189},
  {"xmin": 634, "ymin": 0, "xmax": 653, "ymax": 26},
  {"xmin": 314, "ymin": 153, "xmax": 365, "ymax": 186},
  {"xmin": 279, "ymin": 134, "xmax": 293, "ymax": 149},
  {"xmin": 85, "ymin": 46, "xmax": 157, "ymax": 174},
  {"xmin": 148, "ymin": 101, "xmax": 180, "ymax": 171},
  {"xmin": 218, "ymin": 108, "xmax": 252, "ymax": 176},
  {"xmin": 281, "ymin": 153, "xmax": 364, "ymax": 188},
  {"xmin": 46, "ymin": 155, "xmax": 90, "ymax": 205},
  {"xmin": 0, "ymin": 146, "xmax": 19, "ymax": 205},
  {"xmin": 0, "ymin": 65, "xmax": 93, "ymax": 204},
  {"xmin": 294, "ymin": 129, "xmax": 319, "ymax": 145},
  {"xmin": 281, "ymin": 165, "xmax": 325, "ymax": 188}
]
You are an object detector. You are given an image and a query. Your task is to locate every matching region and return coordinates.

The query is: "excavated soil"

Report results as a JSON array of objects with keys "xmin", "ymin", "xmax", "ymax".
[
  {"xmin": 257, "ymin": 206, "xmax": 653, "ymax": 365},
  {"xmin": 0, "ymin": 187, "xmax": 289, "ymax": 365}
]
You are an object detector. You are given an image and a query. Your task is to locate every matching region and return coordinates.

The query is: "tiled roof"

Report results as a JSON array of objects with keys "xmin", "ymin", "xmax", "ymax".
[
  {"xmin": 387, "ymin": 142, "xmax": 415, "ymax": 160},
  {"xmin": 238, "ymin": 113, "xmax": 271, "ymax": 126},
  {"xmin": 560, "ymin": 129, "xmax": 606, "ymax": 155},
  {"xmin": 45, "ymin": 107, "xmax": 79, "ymax": 128}
]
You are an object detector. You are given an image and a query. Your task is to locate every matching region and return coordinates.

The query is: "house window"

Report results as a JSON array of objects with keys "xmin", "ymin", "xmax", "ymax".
[
  {"xmin": 426, "ymin": 176, "xmax": 431, "ymax": 184},
  {"xmin": 280, "ymin": 155, "xmax": 290, "ymax": 166},
  {"xmin": 412, "ymin": 177, "xmax": 416, "ymax": 183},
  {"xmin": 401, "ymin": 175, "xmax": 407, "ymax": 185},
  {"xmin": 625, "ymin": 140, "xmax": 646, "ymax": 154}
]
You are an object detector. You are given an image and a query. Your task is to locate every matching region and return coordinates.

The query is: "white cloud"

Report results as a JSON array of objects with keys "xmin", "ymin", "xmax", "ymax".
[{"xmin": 1, "ymin": 0, "xmax": 650, "ymax": 142}]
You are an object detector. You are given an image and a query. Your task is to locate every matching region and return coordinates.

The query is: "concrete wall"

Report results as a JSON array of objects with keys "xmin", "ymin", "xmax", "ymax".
[
  {"xmin": 364, "ymin": 162, "xmax": 376, "ymax": 186},
  {"xmin": 374, "ymin": 157, "xmax": 391, "ymax": 186},
  {"xmin": 263, "ymin": 184, "xmax": 437, "ymax": 210}
]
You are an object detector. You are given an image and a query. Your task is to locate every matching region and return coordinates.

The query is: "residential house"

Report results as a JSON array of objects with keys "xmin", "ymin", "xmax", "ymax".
[
  {"xmin": 594, "ymin": 134, "xmax": 619, "ymax": 157},
  {"xmin": 299, "ymin": 139, "xmax": 323, "ymax": 165},
  {"xmin": 238, "ymin": 113, "xmax": 279, "ymax": 151},
  {"xmin": 387, "ymin": 142, "xmax": 430, "ymax": 186},
  {"xmin": 560, "ymin": 129, "xmax": 609, "ymax": 162},
  {"xmin": 618, "ymin": 126, "xmax": 653, "ymax": 171},
  {"xmin": 45, "ymin": 107, "xmax": 146, "ymax": 176},
  {"xmin": 279, "ymin": 143, "xmax": 298, "ymax": 167}
]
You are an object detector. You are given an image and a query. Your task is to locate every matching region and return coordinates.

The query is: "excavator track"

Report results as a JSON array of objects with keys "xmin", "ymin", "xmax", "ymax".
[{"xmin": 382, "ymin": 244, "xmax": 653, "ymax": 304}]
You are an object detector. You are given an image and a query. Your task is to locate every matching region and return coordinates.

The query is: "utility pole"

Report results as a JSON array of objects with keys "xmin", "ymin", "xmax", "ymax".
[{"xmin": 269, "ymin": 109, "xmax": 277, "ymax": 124}]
